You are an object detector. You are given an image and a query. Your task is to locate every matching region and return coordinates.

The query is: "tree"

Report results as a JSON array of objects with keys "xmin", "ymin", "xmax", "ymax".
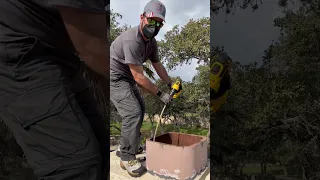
[
  {"xmin": 211, "ymin": 3, "xmax": 320, "ymax": 179},
  {"xmin": 268, "ymin": 6, "xmax": 320, "ymax": 178},
  {"xmin": 110, "ymin": 10, "xmax": 131, "ymax": 42},
  {"xmin": 158, "ymin": 17, "xmax": 210, "ymax": 70},
  {"xmin": 189, "ymin": 65, "xmax": 210, "ymax": 123},
  {"xmin": 143, "ymin": 73, "xmax": 210, "ymax": 137},
  {"xmin": 210, "ymin": 0, "xmax": 320, "ymax": 16},
  {"xmin": 154, "ymin": 17, "xmax": 211, "ymax": 129}
]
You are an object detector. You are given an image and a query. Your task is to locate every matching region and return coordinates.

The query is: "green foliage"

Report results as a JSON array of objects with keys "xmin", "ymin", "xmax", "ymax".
[
  {"xmin": 143, "ymin": 76, "xmax": 187, "ymax": 121},
  {"xmin": 190, "ymin": 65, "xmax": 210, "ymax": 118},
  {"xmin": 212, "ymin": 3, "xmax": 320, "ymax": 179},
  {"xmin": 158, "ymin": 18, "xmax": 210, "ymax": 70},
  {"xmin": 110, "ymin": 10, "xmax": 131, "ymax": 42},
  {"xmin": 142, "ymin": 72, "xmax": 210, "ymax": 132},
  {"xmin": 149, "ymin": 17, "xmax": 211, "ymax": 125},
  {"xmin": 111, "ymin": 121, "xmax": 208, "ymax": 146},
  {"xmin": 111, "ymin": 121, "xmax": 208, "ymax": 136}
]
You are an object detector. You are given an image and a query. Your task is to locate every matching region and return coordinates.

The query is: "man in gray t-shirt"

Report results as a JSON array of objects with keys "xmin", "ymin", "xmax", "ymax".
[{"xmin": 110, "ymin": 0, "xmax": 181, "ymax": 177}]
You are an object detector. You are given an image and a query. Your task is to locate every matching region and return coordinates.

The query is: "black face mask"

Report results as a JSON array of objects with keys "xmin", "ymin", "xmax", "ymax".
[{"xmin": 142, "ymin": 24, "xmax": 160, "ymax": 40}]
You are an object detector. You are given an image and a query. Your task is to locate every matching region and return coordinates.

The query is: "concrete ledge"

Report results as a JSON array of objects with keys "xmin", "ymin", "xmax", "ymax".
[{"xmin": 110, "ymin": 150, "xmax": 210, "ymax": 180}]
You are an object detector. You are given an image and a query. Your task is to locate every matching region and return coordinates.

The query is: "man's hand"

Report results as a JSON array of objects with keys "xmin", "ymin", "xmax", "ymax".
[
  {"xmin": 56, "ymin": 6, "xmax": 109, "ymax": 77},
  {"xmin": 129, "ymin": 64, "xmax": 159, "ymax": 95},
  {"xmin": 167, "ymin": 82, "xmax": 172, "ymax": 90},
  {"xmin": 159, "ymin": 92, "xmax": 172, "ymax": 104}
]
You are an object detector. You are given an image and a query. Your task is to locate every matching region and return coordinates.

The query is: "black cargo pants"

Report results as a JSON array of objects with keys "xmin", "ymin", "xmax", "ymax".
[
  {"xmin": 110, "ymin": 70, "xmax": 145, "ymax": 161},
  {"xmin": 0, "ymin": 36, "xmax": 108, "ymax": 179}
]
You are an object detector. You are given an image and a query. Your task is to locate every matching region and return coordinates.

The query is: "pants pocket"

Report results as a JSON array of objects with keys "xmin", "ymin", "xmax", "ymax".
[
  {"xmin": 4, "ymin": 36, "xmax": 38, "ymax": 69},
  {"xmin": 5, "ymin": 84, "xmax": 89, "ymax": 160},
  {"xmin": 110, "ymin": 81, "xmax": 132, "ymax": 103}
]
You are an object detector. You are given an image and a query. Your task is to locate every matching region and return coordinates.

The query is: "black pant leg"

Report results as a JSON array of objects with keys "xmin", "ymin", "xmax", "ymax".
[{"xmin": 0, "ymin": 38, "xmax": 104, "ymax": 180}]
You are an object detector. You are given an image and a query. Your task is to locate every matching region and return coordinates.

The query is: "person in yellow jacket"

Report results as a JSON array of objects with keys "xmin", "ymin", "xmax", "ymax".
[{"xmin": 210, "ymin": 53, "xmax": 232, "ymax": 114}]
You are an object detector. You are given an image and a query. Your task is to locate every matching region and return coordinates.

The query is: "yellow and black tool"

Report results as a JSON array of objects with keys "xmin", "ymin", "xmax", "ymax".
[
  {"xmin": 210, "ymin": 55, "xmax": 231, "ymax": 94},
  {"xmin": 153, "ymin": 81, "xmax": 181, "ymax": 141},
  {"xmin": 171, "ymin": 81, "xmax": 182, "ymax": 98},
  {"xmin": 210, "ymin": 54, "xmax": 232, "ymax": 113}
]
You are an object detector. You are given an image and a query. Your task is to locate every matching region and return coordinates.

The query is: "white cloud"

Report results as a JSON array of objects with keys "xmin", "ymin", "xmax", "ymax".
[{"xmin": 110, "ymin": 0, "xmax": 209, "ymax": 82}]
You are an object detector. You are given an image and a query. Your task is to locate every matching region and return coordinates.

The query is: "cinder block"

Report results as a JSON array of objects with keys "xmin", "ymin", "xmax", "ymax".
[{"xmin": 146, "ymin": 132, "xmax": 208, "ymax": 180}]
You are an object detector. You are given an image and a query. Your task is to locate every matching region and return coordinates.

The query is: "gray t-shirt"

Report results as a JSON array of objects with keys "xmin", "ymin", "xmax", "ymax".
[{"xmin": 110, "ymin": 26, "xmax": 160, "ymax": 80}]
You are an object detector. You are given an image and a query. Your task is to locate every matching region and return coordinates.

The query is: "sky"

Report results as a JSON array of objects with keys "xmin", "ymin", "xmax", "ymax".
[
  {"xmin": 211, "ymin": 1, "xmax": 297, "ymax": 65},
  {"xmin": 110, "ymin": 0, "xmax": 209, "ymax": 82}
]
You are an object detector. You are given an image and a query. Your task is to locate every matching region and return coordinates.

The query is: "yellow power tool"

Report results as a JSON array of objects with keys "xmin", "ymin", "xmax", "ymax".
[
  {"xmin": 210, "ymin": 57, "xmax": 231, "ymax": 94},
  {"xmin": 153, "ymin": 81, "xmax": 181, "ymax": 141},
  {"xmin": 171, "ymin": 81, "xmax": 182, "ymax": 99},
  {"xmin": 210, "ymin": 54, "xmax": 232, "ymax": 113}
]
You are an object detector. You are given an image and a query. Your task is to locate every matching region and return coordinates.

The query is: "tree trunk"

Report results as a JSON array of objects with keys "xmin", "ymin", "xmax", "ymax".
[
  {"xmin": 207, "ymin": 125, "xmax": 210, "ymax": 143},
  {"xmin": 283, "ymin": 166, "xmax": 288, "ymax": 176},
  {"xmin": 149, "ymin": 114, "xmax": 154, "ymax": 127},
  {"xmin": 251, "ymin": 175, "xmax": 255, "ymax": 180},
  {"xmin": 301, "ymin": 166, "xmax": 306, "ymax": 179},
  {"xmin": 260, "ymin": 162, "xmax": 267, "ymax": 175},
  {"xmin": 149, "ymin": 114, "xmax": 155, "ymax": 138}
]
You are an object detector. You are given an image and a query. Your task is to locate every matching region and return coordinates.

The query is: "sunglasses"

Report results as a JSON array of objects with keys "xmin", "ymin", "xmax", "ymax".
[{"xmin": 143, "ymin": 14, "xmax": 163, "ymax": 28}]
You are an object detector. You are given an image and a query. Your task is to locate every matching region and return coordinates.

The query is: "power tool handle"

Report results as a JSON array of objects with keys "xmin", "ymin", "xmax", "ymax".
[
  {"xmin": 169, "ymin": 81, "xmax": 180, "ymax": 97},
  {"xmin": 169, "ymin": 89, "xmax": 177, "ymax": 97}
]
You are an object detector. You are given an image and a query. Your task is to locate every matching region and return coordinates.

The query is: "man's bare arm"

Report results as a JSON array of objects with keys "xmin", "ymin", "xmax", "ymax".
[
  {"xmin": 129, "ymin": 64, "xmax": 159, "ymax": 95},
  {"xmin": 152, "ymin": 62, "xmax": 172, "ymax": 85},
  {"xmin": 56, "ymin": 6, "xmax": 109, "ymax": 76}
]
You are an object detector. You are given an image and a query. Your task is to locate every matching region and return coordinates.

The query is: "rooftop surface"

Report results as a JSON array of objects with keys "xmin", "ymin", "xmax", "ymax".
[{"xmin": 110, "ymin": 149, "xmax": 210, "ymax": 180}]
